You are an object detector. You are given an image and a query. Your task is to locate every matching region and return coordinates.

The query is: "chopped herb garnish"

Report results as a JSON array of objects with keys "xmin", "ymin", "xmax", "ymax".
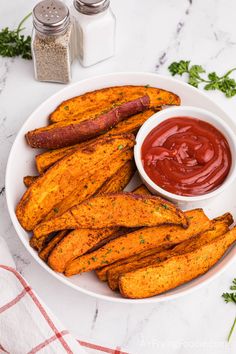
[
  {"xmin": 145, "ymin": 84, "xmax": 150, "ymax": 88},
  {"xmin": 53, "ymin": 207, "xmax": 59, "ymax": 213},
  {"xmin": 118, "ymin": 144, "xmax": 124, "ymax": 150},
  {"xmin": 139, "ymin": 235, "xmax": 145, "ymax": 244},
  {"xmin": 161, "ymin": 204, "xmax": 169, "ymax": 210},
  {"xmin": 91, "ymin": 256, "xmax": 97, "ymax": 262},
  {"xmin": 64, "ymin": 105, "xmax": 69, "ymax": 110},
  {"xmin": 101, "ymin": 260, "xmax": 109, "ymax": 265}
]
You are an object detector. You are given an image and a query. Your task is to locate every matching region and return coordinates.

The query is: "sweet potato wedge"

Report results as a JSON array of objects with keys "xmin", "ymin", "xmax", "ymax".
[
  {"xmin": 26, "ymin": 96, "xmax": 150, "ymax": 149},
  {"xmin": 29, "ymin": 148, "xmax": 134, "ymax": 250},
  {"xmin": 35, "ymin": 109, "xmax": 156, "ymax": 174},
  {"xmin": 107, "ymin": 213, "xmax": 233, "ymax": 290},
  {"xmin": 97, "ymin": 160, "xmax": 135, "ymax": 195},
  {"xmin": 16, "ymin": 134, "xmax": 135, "ymax": 231},
  {"xmin": 47, "ymin": 185, "xmax": 148, "ymax": 272},
  {"xmin": 39, "ymin": 231, "xmax": 68, "ymax": 262},
  {"xmin": 23, "ymin": 176, "xmax": 38, "ymax": 188},
  {"xmin": 43, "ymin": 149, "xmax": 134, "ymax": 221},
  {"xmin": 49, "ymin": 85, "xmax": 180, "ymax": 123},
  {"xmin": 33, "ymin": 193, "xmax": 188, "ymax": 238},
  {"xmin": 48, "ymin": 228, "xmax": 120, "ymax": 272},
  {"xmin": 64, "ymin": 209, "xmax": 207, "ymax": 277},
  {"xmin": 119, "ymin": 225, "xmax": 236, "ymax": 298}
]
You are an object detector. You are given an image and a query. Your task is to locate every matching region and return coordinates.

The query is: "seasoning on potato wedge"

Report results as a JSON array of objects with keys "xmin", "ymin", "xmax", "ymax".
[
  {"xmin": 47, "ymin": 185, "xmax": 148, "ymax": 272},
  {"xmin": 107, "ymin": 213, "xmax": 233, "ymax": 290},
  {"xmin": 119, "ymin": 225, "xmax": 236, "ymax": 299},
  {"xmin": 63, "ymin": 209, "xmax": 210, "ymax": 277},
  {"xmin": 49, "ymin": 85, "xmax": 180, "ymax": 123},
  {"xmin": 26, "ymin": 96, "xmax": 150, "ymax": 149},
  {"xmin": 16, "ymin": 134, "xmax": 135, "ymax": 231},
  {"xmin": 35, "ymin": 109, "xmax": 157, "ymax": 174},
  {"xmin": 33, "ymin": 193, "xmax": 188, "ymax": 238}
]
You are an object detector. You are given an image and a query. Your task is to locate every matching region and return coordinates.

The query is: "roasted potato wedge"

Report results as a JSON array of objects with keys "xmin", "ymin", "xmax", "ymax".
[
  {"xmin": 16, "ymin": 134, "xmax": 135, "ymax": 231},
  {"xmin": 47, "ymin": 185, "xmax": 148, "ymax": 272},
  {"xmin": 39, "ymin": 230, "xmax": 68, "ymax": 262},
  {"xmin": 97, "ymin": 160, "xmax": 135, "ymax": 195},
  {"xmin": 33, "ymin": 193, "xmax": 188, "ymax": 238},
  {"xmin": 50, "ymin": 85, "xmax": 180, "ymax": 123},
  {"xmin": 35, "ymin": 109, "xmax": 157, "ymax": 174},
  {"xmin": 30, "ymin": 149, "xmax": 134, "ymax": 250},
  {"xmin": 107, "ymin": 213, "xmax": 233, "ymax": 290},
  {"xmin": 26, "ymin": 96, "xmax": 150, "ymax": 149},
  {"xmin": 23, "ymin": 176, "xmax": 38, "ymax": 188},
  {"xmin": 119, "ymin": 225, "xmax": 236, "ymax": 298},
  {"xmin": 64, "ymin": 209, "xmax": 207, "ymax": 277}
]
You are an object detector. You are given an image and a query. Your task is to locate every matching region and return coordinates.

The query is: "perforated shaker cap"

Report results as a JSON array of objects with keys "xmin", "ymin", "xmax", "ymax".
[
  {"xmin": 74, "ymin": 0, "xmax": 110, "ymax": 15},
  {"xmin": 33, "ymin": 0, "xmax": 70, "ymax": 35}
]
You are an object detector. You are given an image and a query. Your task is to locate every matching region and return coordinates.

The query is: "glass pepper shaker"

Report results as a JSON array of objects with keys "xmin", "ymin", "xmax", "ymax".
[
  {"xmin": 72, "ymin": 0, "xmax": 116, "ymax": 67},
  {"xmin": 32, "ymin": 0, "xmax": 75, "ymax": 84}
]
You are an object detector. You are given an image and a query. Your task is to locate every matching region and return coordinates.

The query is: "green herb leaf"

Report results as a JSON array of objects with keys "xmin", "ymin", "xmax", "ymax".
[
  {"xmin": 168, "ymin": 60, "xmax": 190, "ymax": 76},
  {"xmin": 222, "ymin": 278, "xmax": 236, "ymax": 341},
  {"xmin": 168, "ymin": 60, "xmax": 236, "ymax": 98},
  {"xmin": 118, "ymin": 144, "xmax": 124, "ymax": 150},
  {"xmin": 0, "ymin": 13, "xmax": 32, "ymax": 60}
]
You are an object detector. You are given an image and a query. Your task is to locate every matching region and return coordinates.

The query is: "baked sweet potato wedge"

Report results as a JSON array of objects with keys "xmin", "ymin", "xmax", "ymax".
[
  {"xmin": 97, "ymin": 160, "xmax": 135, "ymax": 195},
  {"xmin": 39, "ymin": 230, "xmax": 68, "ymax": 262},
  {"xmin": 33, "ymin": 193, "xmax": 188, "ymax": 238},
  {"xmin": 16, "ymin": 134, "xmax": 135, "ymax": 231},
  {"xmin": 23, "ymin": 176, "xmax": 38, "ymax": 188},
  {"xmin": 64, "ymin": 209, "xmax": 207, "ymax": 277},
  {"xmin": 35, "ymin": 109, "xmax": 157, "ymax": 174},
  {"xmin": 119, "ymin": 225, "xmax": 236, "ymax": 299},
  {"xmin": 47, "ymin": 185, "xmax": 148, "ymax": 272},
  {"xmin": 29, "ymin": 148, "xmax": 134, "ymax": 250},
  {"xmin": 107, "ymin": 213, "xmax": 233, "ymax": 290},
  {"xmin": 43, "ymin": 149, "xmax": 134, "ymax": 221},
  {"xmin": 49, "ymin": 85, "xmax": 180, "ymax": 123},
  {"xmin": 26, "ymin": 96, "xmax": 150, "ymax": 149}
]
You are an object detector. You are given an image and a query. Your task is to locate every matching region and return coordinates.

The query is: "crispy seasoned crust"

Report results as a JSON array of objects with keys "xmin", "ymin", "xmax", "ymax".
[
  {"xmin": 26, "ymin": 96, "xmax": 150, "ymax": 149},
  {"xmin": 35, "ymin": 109, "xmax": 157, "ymax": 174},
  {"xmin": 47, "ymin": 185, "xmax": 148, "ymax": 272},
  {"xmin": 16, "ymin": 134, "xmax": 135, "ymax": 231},
  {"xmin": 107, "ymin": 213, "xmax": 233, "ymax": 290},
  {"xmin": 119, "ymin": 225, "xmax": 236, "ymax": 298},
  {"xmin": 64, "ymin": 209, "xmax": 206, "ymax": 277},
  {"xmin": 49, "ymin": 85, "xmax": 180, "ymax": 123},
  {"xmin": 23, "ymin": 176, "xmax": 38, "ymax": 188},
  {"xmin": 33, "ymin": 193, "xmax": 188, "ymax": 238},
  {"xmin": 39, "ymin": 231, "xmax": 68, "ymax": 262}
]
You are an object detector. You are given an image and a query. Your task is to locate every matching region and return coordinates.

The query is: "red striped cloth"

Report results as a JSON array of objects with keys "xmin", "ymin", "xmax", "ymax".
[{"xmin": 0, "ymin": 238, "xmax": 128, "ymax": 354}]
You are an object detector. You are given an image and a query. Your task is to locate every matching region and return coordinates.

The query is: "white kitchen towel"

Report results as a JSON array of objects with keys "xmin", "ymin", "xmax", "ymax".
[{"xmin": 0, "ymin": 237, "xmax": 86, "ymax": 354}]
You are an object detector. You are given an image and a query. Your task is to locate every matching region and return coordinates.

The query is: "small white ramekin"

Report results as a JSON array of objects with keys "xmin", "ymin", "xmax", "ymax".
[{"xmin": 134, "ymin": 106, "xmax": 236, "ymax": 209}]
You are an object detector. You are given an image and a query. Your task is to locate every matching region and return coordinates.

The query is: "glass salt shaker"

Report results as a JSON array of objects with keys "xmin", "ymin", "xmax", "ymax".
[
  {"xmin": 32, "ymin": 0, "xmax": 75, "ymax": 84},
  {"xmin": 72, "ymin": 0, "xmax": 116, "ymax": 67}
]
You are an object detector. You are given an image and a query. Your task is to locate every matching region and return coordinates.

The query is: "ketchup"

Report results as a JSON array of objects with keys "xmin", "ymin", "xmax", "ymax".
[{"xmin": 141, "ymin": 117, "xmax": 232, "ymax": 196}]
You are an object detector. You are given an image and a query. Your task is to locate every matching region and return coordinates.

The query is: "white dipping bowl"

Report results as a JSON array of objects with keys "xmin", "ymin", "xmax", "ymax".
[{"xmin": 134, "ymin": 106, "xmax": 236, "ymax": 209}]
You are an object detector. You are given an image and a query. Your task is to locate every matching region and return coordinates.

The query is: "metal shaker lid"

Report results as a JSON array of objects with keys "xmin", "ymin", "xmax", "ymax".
[
  {"xmin": 33, "ymin": 0, "xmax": 70, "ymax": 35},
  {"xmin": 74, "ymin": 0, "xmax": 110, "ymax": 15}
]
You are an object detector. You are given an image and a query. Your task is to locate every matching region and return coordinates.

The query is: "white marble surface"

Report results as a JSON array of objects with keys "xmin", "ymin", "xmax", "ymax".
[{"xmin": 1, "ymin": 0, "xmax": 236, "ymax": 353}]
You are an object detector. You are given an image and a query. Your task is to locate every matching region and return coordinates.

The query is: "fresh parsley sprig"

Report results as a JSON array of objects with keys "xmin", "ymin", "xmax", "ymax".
[
  {"xmin": 168, "ymin": 60, "xmax": 236, "ymax": 98},
  {"xmin": 0, "ymin": 12, "xmax": 32, "ymax": 60},
  {"xmin": 222, "ymin": 278, "xmax": 236, "ymax": 341}
]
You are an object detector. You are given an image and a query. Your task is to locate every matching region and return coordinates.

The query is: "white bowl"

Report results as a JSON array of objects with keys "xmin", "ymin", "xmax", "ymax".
[
  {"xmin": 135, "ymin": 106, "xmax": 236, "ymax": 209},
  {"xmin": 5, "ymin": 72, "xmax": 236, "ymax": 303}
]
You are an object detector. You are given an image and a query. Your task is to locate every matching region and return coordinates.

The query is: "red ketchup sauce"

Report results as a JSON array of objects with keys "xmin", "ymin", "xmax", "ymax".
[{"xmin": 141, "ymin": 117, "xmax": 232, "ymax": 196}]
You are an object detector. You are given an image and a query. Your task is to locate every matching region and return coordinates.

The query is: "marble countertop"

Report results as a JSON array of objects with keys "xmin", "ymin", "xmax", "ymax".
[{"xmin": 1, "ymin": 0, "xmax": 236, "ymax": 353}]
